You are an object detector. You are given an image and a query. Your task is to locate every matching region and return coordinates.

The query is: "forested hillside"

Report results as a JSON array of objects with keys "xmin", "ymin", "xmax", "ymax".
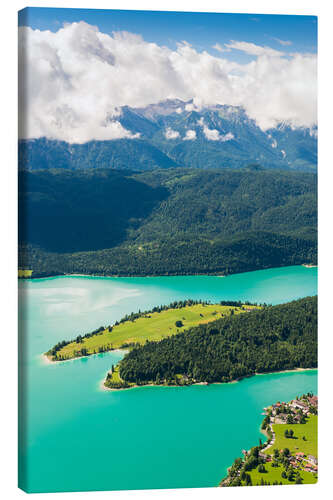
[
  {"xmin": 18, "ymin": 168, "xmax": 317, "ymax": 277},
  {"xmin": 18, "ymin": 137, "xmax": 179, "ymax": 172},
  {"xmin": 118, "ymin": 296, "xmax": 317, "ymax": 385}
]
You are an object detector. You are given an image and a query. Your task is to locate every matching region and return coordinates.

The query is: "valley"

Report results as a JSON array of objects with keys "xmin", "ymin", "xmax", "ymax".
[{"xmin": 19, "ymin": 167, "xmax": 317, "ymax": 278}]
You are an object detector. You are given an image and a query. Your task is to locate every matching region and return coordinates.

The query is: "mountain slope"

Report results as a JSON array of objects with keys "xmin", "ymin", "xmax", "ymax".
[
  {"xmin": 18, "ymin": 100, "xmax": 317, "ymax": 172},
  {"xmin": 18, "ymin": 167, "xmax": 317, "ymax": 277},
  {"xmin": 120, "ymin": 102, "xmax": 317, "ymax": 171},
  {"xmin": 18, "ymin": 137, "xmax": 179, "ymax": 171}
]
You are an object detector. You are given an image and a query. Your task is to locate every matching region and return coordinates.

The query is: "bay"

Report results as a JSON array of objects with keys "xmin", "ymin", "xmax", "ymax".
[{"xmin": 18, "ymin": 265, "xmax": 318, "ymax": 492}]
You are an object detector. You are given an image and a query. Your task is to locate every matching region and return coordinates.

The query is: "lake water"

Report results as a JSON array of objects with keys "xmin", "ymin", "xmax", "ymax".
[{"xmin": 18, "ymin": 265, "xmax": 318, "ymax": 492}]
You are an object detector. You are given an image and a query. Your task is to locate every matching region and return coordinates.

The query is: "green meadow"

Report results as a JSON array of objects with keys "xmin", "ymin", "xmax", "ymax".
[
  {"xmin": 51, "ymin": 303, "xmax": 256, "ymax": 361},
  {"xmin": 265, "ymin": 414, "xmax": 318, "ymax": 458},
  {"xmin": 248, "ymin": 414, "xmax": 318, "ymax": 486},
  {"xmin": 18, "ymin": 269, "xmax": 33, "ymax": 278},
  {"xmin": 249, "ymin": 461, "xmax": 317, "ymax": 486}
]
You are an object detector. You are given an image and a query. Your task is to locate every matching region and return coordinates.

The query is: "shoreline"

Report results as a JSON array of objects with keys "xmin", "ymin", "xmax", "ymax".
[
  {"xmin": 101, "ymin": 367, "xmax": 318, "ymax": 393},
  {"xmin": 19, "ymin": 263, "xmax": 317, "ymax": 281},
  {"xmin": 220, "ymin": 393, "xmax": 318, "ymax": 486},
  {"xmin": 255, "ymin": 367, "xmax": 316, "ymax": 377},
  {"xmin": 99, "ymin": 379, "xmax": 210, "ymax": 392},
  {"xmin": 22, "ymin": 272, "xmax": 229, "ymax": 281},
  {"xmin": 41, "ymin": 349, "xmax": 127, "ymax": 366},
  {"xmin": 40, "ymin": 353, "xmax": 54, "ymax": 365}
]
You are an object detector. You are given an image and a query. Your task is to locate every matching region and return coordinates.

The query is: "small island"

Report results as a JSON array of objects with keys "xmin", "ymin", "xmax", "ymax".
[{"xmin": 220, "ymin": 393, "xmax": 318, "ymax": 487}]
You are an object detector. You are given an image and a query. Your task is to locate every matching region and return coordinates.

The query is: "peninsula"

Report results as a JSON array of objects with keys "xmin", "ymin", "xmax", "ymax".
[
  {"xmin": 46, "ymin": 300, "xmax": 257, "ymax": 362},
  {"xmin": 104, "ymin": 296, "xmax": 317, "ymax": 389},
  {"xmin": 45, "ymin": 296, "xmax": 317, "ymax": 391}
]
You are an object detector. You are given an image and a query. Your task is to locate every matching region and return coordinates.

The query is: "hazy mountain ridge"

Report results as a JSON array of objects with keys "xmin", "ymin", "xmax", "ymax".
[
  {"xmin": 119, "ymin": 100, "xmax": 317, "ymax": 171},
  {"xmin": 19, "ymin": 100, "xmax": 317, "ymax": 172}
]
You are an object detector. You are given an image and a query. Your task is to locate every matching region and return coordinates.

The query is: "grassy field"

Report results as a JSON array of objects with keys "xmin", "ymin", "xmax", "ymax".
[
  {"xmin": 18, "ymin": 269, "xmax": 33, "ymax": 278},
  {"xmin": 107, "ymin": 365, "xmax": 125, "ymax": 383},
  {"xmin": 247, "ymin": 415, "xmax": 318, "ymax": 486},
  {"xmin": 265, "ymin": 414, "xmax": 318, "ymax": 458},
  {"xmin": 51, "ymin": 303, "xmax": 257, "ymax": 360},
  {"xmin": 105, "ymin": 364, "xmax": 135, "ymax": 388},
  {"xmin": 249, "ymin": 461, "xmax": 317, "ymax": 486}
]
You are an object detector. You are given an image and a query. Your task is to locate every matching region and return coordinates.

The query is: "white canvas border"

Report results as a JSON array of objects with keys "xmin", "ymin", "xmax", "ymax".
[{"xmin": 1, "ymin": 1, "xmax": 331, "ymax": 499}]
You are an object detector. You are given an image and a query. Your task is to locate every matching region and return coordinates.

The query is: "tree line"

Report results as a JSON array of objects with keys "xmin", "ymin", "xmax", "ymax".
[
  {"xmin": 47, "ymin": 299, "xmax": 256, "ymax": 360},
  {"xmin": 117, "ymin": 296, "xmax": 317, "ymax": 385}
]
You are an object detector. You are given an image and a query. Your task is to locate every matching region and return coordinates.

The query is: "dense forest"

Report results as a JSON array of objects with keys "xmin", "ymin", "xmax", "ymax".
[
  {"xmin": 18, "ymin": 167, "xmax": 317, "ymax": 277},
  {"xmin": 117, "ymin": 296, "xmax": 317, "ymax": 385}
]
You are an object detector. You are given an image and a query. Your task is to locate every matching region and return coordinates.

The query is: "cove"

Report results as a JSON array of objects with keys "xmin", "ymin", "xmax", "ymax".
[{"xmin": 18, "ymin": 265, "xmax": 317, "ymax": 493}]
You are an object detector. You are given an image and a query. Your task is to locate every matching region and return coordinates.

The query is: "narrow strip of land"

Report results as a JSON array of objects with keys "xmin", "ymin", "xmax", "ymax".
[{"xmin": 46, "ymin": 300, "xmax": 258, "ymax": 362}]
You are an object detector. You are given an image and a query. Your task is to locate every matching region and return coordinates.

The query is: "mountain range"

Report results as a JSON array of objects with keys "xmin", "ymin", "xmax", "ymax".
[{"xmin": 19, "ymin": 99, "xmax": 317, "ymax": 172}]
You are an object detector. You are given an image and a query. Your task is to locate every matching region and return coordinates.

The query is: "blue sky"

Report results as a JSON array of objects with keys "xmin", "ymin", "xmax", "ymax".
[
  {"xmin": 19, "ymin": 7, "xmax": 317, "ymax": 63},
  {"xmin": 18, "ymin": 7, "xmax": 317, "ymax": 142}
]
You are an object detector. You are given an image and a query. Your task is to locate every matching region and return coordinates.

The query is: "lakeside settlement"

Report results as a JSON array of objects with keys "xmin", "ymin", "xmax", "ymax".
[{"xmin": 220, "ymin": 393, "xmax": 318, "ymax": 487}]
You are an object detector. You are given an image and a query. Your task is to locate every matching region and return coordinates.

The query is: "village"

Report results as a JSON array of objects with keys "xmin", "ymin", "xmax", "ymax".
[
  {"xmin": 267, "ymin": 394, "xmax": 318, "ymax": 425},
  {"xmin": 221, "ymin": 393, "xmax": 318, "ymax": 487},
  {"xmin": 260, "ymin": 393, "xmax": 318, "ymax": 474}
]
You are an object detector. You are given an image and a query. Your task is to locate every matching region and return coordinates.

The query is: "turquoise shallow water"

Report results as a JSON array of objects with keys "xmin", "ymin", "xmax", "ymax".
[{"xmin": 18, "ymin": 265, "xmax": 317, "ymax": 492}]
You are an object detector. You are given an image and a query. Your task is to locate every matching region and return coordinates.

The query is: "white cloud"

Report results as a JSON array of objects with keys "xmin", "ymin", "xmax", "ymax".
[
  {"xmin": 273, "ymin": 38, "xmax": 292, "ymax": 47},
  {"xmin": 183, "ymin": 129, "xmax": 196, "ymax": 141},
  {"xmin": 18, "ymin": 22, "xmax": 317, "ymax": 142},
  {"xmin": 225, "ymin": 40, "xmax": 284, "ymax": 57},
  {"xmin": 203, "ymin": 126, "xmax": 220, "ymax": 141},
  {"xmin": 198, "ymin": 118, "xmax": 234, "ymax": 142},
  {"xmin": 185, "ymin": 102, "xmax": 201, "ymax": 112},
  {"xmin": 212, "ymin": 43, "xmax": 231, "ymax": 53},
  {"xmin": 221, "ymin": 132, "xmax": 234, "ymax": 142},
  {"xmin": 164, "ymin": 127, "xmax": 180, "ymax": 139}
]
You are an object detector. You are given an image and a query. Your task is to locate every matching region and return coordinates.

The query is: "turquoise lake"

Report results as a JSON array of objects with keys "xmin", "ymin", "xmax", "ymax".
[{"xmin": 18, "ymin": 265, "xmax": 318, "ymax": 493}]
